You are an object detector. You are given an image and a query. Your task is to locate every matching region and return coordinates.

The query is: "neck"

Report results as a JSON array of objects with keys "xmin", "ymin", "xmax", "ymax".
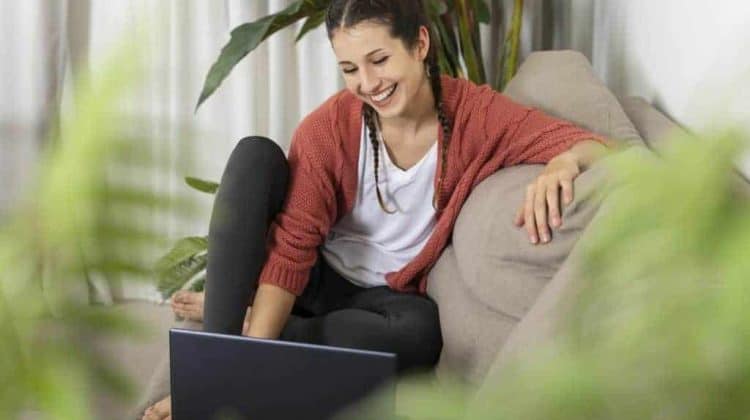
[{"xmin": 379, "ymin": 75, "xmax": 437, "ymax": 136}]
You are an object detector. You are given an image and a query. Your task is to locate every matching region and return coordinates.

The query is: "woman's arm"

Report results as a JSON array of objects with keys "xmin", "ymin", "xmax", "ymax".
[
  {"xmin": 513, "ymin": 139, "xmax": 612, "ymax": 244},
  {"xmin": 244, "ymin": 283, "xmax": 296, "ymax": 339},
  {"xmin": 559, "ymin": 139, "xmax": 610, "ymax": 170}
]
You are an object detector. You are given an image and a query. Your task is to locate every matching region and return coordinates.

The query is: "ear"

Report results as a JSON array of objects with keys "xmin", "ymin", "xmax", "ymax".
[{"xmin": 416, "ymin": 25, "xmax": 431, "ymax": 61}]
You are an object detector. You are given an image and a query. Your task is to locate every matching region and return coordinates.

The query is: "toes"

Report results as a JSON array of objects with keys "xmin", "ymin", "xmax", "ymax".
[
  {"xmin": 183, "ymin": 291, "xmax": 202, "ymax": 304},
  {"xmin": 151, "ymin": 396, "xmax": 171, "ymax": 417},
  {"xmin": 172, "ymin": 291, "xmax": 185, "ymax": 302}
]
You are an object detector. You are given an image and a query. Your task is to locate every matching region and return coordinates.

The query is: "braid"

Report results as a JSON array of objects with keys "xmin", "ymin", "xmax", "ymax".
[
  {"xmin": 364, "ymin": 105, "xmax": 397, "ymax": 214},
  {"xmin": 428, "ymin": 58, "xmax": 451, "ymax": 211}
]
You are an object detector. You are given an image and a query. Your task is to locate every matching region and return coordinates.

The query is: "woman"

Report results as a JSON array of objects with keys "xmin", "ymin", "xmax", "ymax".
[{"xmin": 143, "ymin": 1, "xmax": 610, "ymax": 418}]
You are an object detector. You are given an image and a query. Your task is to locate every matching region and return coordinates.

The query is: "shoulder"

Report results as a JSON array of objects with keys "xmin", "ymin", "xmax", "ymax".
[
  {"xmin": 440, "ymin": 75, "xmax": 527, "ymax": 123},
  {"xmin": 290, "ymin": 88, "xmax": 361, "ymax": 168},
  {"xmin": 295, "ymin": 90, "xmax": 346, "ymax": 136},
  {"xmin": 296, "ymin": 88, "xmax": 361, "ymax": 134},
  {"xmin": 458, "ymin": 79, "xmax": 533, "ymax": 129}
]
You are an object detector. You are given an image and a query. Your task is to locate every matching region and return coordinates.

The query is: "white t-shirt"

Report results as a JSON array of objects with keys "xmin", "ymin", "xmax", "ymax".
[{"xmin": 320, "ymin": 118, "xmax": 438, "ymax": 288}]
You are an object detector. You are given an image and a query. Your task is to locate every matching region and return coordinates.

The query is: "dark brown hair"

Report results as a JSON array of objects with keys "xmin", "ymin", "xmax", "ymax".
[{"xmin": 325, "ymin": 0, "xmax": 451, "ymax": 213}]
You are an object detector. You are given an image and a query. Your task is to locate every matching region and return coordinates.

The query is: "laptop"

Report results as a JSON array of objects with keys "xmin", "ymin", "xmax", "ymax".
[{"xmin": 169, "ymin": 328, "xmax": 397, "ymax": 420}]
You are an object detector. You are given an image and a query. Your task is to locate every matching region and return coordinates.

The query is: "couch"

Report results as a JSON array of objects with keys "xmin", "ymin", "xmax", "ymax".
[{"xmin": 91, "ymin": 50, "xmax": 734, "ymax": 419}]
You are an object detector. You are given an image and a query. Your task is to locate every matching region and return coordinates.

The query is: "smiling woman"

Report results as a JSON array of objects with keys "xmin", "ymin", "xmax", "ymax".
[{"xmin": 143, "ymin": 1, "xmax": 611, "ymax": 418}]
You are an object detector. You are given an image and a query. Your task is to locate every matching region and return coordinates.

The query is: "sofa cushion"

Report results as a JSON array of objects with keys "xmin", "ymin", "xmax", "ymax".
[
  {"xmin": 504, "ymin": 50, "xmax": 645, "ymax": 148},
  {"xmin": 427, "ymin": 50, "xmax": 646, "ymax": 385},
  {"xmin": 426, "ymin": 245, "xmax": 522, "ymax": 386},
  {"xmin": 451, "ymin": 162, "xmax": 609, "ymax": 319},
  {"xmin": 450, "ymin": 50, "xmax": 645, "ymax": 318},
  {"xmin": 619, "ymin": 96, "xmax": 683, "ymax": 153}
]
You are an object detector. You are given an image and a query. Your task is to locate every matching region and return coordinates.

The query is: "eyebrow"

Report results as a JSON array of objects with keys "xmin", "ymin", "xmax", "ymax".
[{"xmin": 337, "ymin": 48, "xmax": 385, "ymax": 65}]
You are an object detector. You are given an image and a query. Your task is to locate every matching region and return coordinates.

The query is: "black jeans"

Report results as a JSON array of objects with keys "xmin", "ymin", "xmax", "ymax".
[{"xmin": 202, "ymin": 136, "xmax": 442, "ymax": 373}]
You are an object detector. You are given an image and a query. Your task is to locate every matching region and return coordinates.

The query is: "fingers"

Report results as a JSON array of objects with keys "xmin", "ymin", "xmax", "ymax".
[
  {"xmin": 547, "ymin": 180, "xmax": 561, "ymax": 228},
  {"xmin": 533, "ymin": 180, "xmax": 550, "ymax": 243},
  {"xmin": 523, "ymin": 184, "xmax": 538, "ymax": 244},
  {"xmin": 514, "ymin": 203, "xmax": 524, "ymax": 226},
  {"xmin": 518, "ymin": 177, "xmax": 574, "ymax": 244},
  {"xmin": 560, "ymin": 178, "xmax": 574, "ymax": 206},
  {"xmin": 516, "ymin": 162, "xmax": 579, "ymax": 244}
]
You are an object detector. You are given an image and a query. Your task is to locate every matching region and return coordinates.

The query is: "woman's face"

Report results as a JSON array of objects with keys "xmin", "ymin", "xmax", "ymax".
[{"xmin": 331, "ymin": 21, "xmax": 430, "ymax": 120}]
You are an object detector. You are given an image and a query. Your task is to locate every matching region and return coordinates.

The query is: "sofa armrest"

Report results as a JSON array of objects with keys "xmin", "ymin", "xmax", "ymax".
[
  {"xmin": 620, "ymin": 96, "xmax": 750, "ymax": 192},
  {"xmin": 619, "ymin": 96, "xmax": 687, "ymax": 153}
]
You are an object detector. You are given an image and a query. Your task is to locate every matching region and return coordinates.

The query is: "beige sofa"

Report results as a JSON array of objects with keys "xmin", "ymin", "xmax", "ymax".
[
  {"xmin": 92, "ymin": 51, "xmax": 720, "ymax": 419},
  {"xmin": 427, "ymin": 50, "xmax": 653, "ymax": 389}
]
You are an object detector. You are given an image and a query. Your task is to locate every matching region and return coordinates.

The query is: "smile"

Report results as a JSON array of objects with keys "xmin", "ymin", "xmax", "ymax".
[{"xmin": 370, "ymin": 84, "xmax": 397, "ymax": 103}]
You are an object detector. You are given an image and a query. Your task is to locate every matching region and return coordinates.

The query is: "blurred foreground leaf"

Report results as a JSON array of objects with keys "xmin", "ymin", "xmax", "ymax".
[{"xmin": 0, "ymin": 35, "xmax": 195, "ymax": 418}]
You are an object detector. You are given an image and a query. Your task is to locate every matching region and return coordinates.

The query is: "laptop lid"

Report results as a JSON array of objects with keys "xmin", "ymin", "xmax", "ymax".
[{"xmin": 169, "ymin": 328, "xmax": 397, "ymax": 420}]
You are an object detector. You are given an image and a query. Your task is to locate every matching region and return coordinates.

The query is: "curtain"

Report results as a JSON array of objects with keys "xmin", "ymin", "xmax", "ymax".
[{"xmin": 0, "ymin": 0, "xmax": 344, "ymax": 302}]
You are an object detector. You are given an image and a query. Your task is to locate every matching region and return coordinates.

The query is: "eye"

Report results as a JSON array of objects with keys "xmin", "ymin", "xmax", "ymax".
[
  {"xmin": 373, "ymin": 56, "xmax": 389, "ymax": 65},
  {"xmin": 342, "ymin": 67, "xmax": 357, "ymax": 74}
]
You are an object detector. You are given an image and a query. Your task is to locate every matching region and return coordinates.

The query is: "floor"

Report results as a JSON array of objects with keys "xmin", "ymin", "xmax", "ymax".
[{"xmin": 89, "ymin": 301, "xmax": 175, "ymax": 419}]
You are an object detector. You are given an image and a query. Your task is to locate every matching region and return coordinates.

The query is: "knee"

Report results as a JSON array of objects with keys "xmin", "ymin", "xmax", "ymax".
[
  {"xmin": 226, "ymin": 136, "xmax": 287, "ymax": 178},
  {"xmin": 412, "ymin": 302, "xmax": 443, "ymax": 351},
  {"xmin": 394, "ymin": 300, "xmax": 443, "ymax": 368}
]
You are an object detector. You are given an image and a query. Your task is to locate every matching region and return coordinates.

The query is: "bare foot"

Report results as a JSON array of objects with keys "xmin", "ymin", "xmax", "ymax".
[
  {"xmin": 171, "ymin": 291, "xmax": 252, "ymax": 333},
  {"xmin": 142, "ymin": 395, "xmax": 170, "ymax": 419},
  {"xmin": 171, "ymin": 290, "xmax": 204, "ymax": 321}
]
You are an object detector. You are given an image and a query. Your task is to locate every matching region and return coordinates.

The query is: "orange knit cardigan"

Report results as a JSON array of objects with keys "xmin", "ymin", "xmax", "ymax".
[{"xmin": 257, "ymin": 75, "xmax": 606, "ymax": 296}]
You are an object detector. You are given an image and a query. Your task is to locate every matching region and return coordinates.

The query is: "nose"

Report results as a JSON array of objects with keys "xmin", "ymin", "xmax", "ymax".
[{"xmin": 358, "ymin": 67, "xmax": 381, "ymax": 95}]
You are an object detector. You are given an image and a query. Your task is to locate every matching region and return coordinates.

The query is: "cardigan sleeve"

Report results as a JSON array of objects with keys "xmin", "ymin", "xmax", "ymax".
[
  {"xmin": 484, "ymin": 91, "xmax": 610, "ymax": 166},
  {"xmin": 256, "ymin": 114, "xmax": 339, "ymax": 296}
]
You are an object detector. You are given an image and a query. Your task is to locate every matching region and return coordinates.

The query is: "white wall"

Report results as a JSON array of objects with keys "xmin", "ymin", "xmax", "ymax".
[
  {"xmin": 573, "ymin": 0, "xmax": 750, "ymax": 173},
  {"xmin": 494, "ymin": 0, "xmax": 749, "ymax": 133},
  {"xmin": 589, "ymin": 0, "xmax": 750, "ymax": 131}
]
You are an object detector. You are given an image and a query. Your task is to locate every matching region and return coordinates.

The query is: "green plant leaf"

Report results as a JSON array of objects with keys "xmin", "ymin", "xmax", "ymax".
[
  {"xmin": 0, "ymin": 26, "xmax": 199, "ymax": 418},
  {"xmin": 455, "ymin": 0, "xmax": 485, "ymax": 83},
  {"xmin": 296, "ymin": 8, "xmax": 327, "ymax": 42},
  {"xmin": 196, "ymin": 0, "xmax": 329, "ymax": 110},
  {"xmin": 154, "ymin": 236, "xmax": 208, "ymax": 273},
  {"xmin": 188, "ymin": 274, "xmax": 206, "ymax": 292},
  {"xmin": 474, "ymin": 0, "xmax": 491, "ymax": 24},
  {"xmin": 156, "ymin": 252, "xmax": 208, "ymax": 299},
  {"xmin": 428, "ymin": 9, "xmax": 462, "ymax": 77},
  {"xmin": 426, "ymin": 0, "xmax": 448, "ymax": 15},
  {"xmin": 154, "ymin": 236, "xmax": 210, "ymax": 299},
  {"xmin": 185, "ymin": 176, "xmax": 219, "ymax": 194},
  {"xmin": 498, "ymin": 0, "xmax": 524, "ymax": 90}
]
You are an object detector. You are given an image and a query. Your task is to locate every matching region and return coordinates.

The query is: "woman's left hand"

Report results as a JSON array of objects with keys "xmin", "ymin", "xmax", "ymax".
[{"xmin": 513, "ymin": 153, "xmax": 581, "ymax": 244}]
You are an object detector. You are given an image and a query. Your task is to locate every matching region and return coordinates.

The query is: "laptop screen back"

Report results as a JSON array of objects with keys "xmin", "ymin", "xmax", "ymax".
[{"xmin": 169, "ymin": 328, "xmax": 397, "ymax": 420}]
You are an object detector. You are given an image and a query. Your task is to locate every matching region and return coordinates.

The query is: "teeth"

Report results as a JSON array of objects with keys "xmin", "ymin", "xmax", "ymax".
[{"xmin": 371, "ymin": 85, "xmax": 396, "ymax": 102}]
